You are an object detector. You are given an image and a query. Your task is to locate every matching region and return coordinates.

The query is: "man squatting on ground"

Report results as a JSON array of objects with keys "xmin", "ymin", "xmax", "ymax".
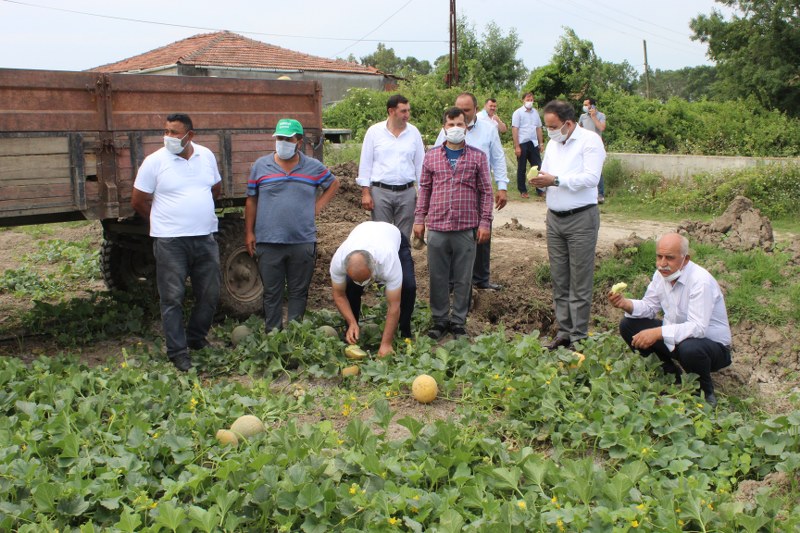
[
  {"xmin": 608, "ymin": 233, "xmax": 732, "ymax": 406},
  {"xmin": 330, "ymin": 221, "xmax": 417, "ymax": 357},
  {"xmin": 131, "ymin": 113, "xmax": 221, "ymax": 372}
]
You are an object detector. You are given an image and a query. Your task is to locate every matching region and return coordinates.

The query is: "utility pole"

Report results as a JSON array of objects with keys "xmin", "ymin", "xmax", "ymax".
[
  {"xmin": 643, "ymin": 40, "xmax": 651, "ymax": 99},
  {"xmin": 447, "ymin": 0, "xmax": 458, "ymax": 87}
]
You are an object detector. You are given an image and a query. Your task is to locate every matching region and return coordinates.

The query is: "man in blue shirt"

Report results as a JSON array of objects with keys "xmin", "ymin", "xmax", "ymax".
[{"xmin": 245, "ymin": 118, "xmax": 339, "ymax": 332}]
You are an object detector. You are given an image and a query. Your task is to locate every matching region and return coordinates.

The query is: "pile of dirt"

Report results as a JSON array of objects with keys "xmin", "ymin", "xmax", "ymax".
[{"xmin": 678, "ymin": 196, "xmax": 774, "ymax": 251}]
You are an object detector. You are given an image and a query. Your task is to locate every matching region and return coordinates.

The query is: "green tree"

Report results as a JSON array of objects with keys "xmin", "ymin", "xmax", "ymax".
[
  {"xmin": 524, "ymin": 28, "xmax": 637, "ymax": 103},
  {"xmin": 360, "ymin": 43, "xmax": 432, "ymax": 78},
  {"xmin": 690, "ymin": 0, "xmax": 800, "ymax": 115},
  {"xmin": 641, "ymin": 66, "xmax": 718, "ymax": 102},
  {"xmin": 432, "ymin": 18, "xmax": 527, "ymax": 90}
]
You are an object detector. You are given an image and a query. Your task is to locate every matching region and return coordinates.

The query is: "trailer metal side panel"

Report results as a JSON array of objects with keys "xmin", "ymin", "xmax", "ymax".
[{"xmin": 0, "ymin": 69, "xmax": 322, "ymax": 226}]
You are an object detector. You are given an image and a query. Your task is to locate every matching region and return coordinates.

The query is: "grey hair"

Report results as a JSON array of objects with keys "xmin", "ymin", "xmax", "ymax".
[
  {"xmin": 657, "ymin": 233, "xmax": 690, "ymax": 255},
  {"xmin": 344, "ymin": 250, "xmax": 376, "ymax": 273}
]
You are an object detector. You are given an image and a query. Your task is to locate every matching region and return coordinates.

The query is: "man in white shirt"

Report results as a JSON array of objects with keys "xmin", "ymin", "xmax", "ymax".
[
  {"xmin": 330, "ymin": 221, "xmax": 416, "ymax": 357},
  {"xmin": 529, "ymin": 100, "xmax": 605, "ymax": 352},
  {"xmin": 476, "ymin": 97, "xmax": 508, "ymax": 133},
  {"xmin": 357, "ymin": 94, "xmax": 425, "ymax": 238},
  {"xmin": 608, "ymin": 233, "xmax": 732, "ymax": 406},
  {"xmin": 433, "ymin": 92, "xmax": 508, "ymax": 290},
  {"xmin": 511, "ymin": 92, "xmax": 544, "ymax": 198},
  {"xmin": 131, "ymin": 113, "xmax": 221, "ymax": 372}
]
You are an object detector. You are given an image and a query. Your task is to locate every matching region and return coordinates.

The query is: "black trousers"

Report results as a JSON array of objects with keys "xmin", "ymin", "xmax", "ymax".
[
  {"xmin": 345, "ymin": 234, "xmax": 416, "ymax": 337},
  {"xmin": 516, "ymin": 140, "xmax": 542, "ymax": 194},
  {"xmin": 619, "ymin": 316, "xmax": 731, "ymax": 395}
]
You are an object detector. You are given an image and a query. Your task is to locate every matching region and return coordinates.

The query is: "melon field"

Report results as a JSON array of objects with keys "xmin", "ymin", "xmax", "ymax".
[
  {"xmin": 2, "ymin": 311, "xmax": 799, "ymax": 532},
  {"xmin": 2, "ymin": 169, "xmax": 800, "ymax": 530}
]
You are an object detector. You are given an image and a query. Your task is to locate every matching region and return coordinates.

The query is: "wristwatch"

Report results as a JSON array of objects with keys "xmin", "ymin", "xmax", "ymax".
[{"xmin": 553, "ymin": 176, "xmax": 560, "ymax": 187}]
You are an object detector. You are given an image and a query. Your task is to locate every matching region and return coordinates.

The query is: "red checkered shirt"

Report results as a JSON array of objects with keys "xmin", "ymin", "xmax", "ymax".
[{"xmin": 414, "ymin": 144, "xmax": 493, "ymax": 232}]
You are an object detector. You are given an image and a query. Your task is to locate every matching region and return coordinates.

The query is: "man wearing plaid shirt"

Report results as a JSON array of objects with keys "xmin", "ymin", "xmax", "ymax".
[{"xmin": 414, "ymin": 108, "xmax": 493, "ymax": 340}]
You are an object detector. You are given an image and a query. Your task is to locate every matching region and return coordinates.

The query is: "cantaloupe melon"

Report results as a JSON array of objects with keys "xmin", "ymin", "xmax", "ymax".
[
  {"xmin": 215, "ymin": 429, "xmax": 239, "ymax": 446},
  {"xmin": 231, "ymin": 325, "xmax": 253, "ymax": 347},
  {"xmin": 412, "ymin": 374, "xmax": 438, "ymax": 404},
  {"xmin": 230, "ymin": 414, "xmax": 265, "ymax": 438},
  {"xmin": 318, "ymin": 325, "xmax": 339, "ymax": 339},
  {"xmin": 345, "ymin": 345, "xmax": 367, "ymax": 360},
  {"xmin": 341, "ymin": 365, "xmax": 360, "ymax": 377}
]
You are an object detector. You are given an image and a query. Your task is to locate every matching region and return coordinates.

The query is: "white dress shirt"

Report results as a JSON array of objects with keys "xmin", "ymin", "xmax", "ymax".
[
  {"xmin": 626, "ymin": 261, "xmax": 732, "ymax": 351},
  {"xmin": 511, "ymin": 105, "xmax": 542, "ymax": 145},
  {"xmin": 356, "ymin": 120, "xmax": 425, "ymax": 187},
  {"xmin": 432, "ymin": 119, "xmax": 508, "ymax": 190},
  {"xmin": 541, "ymin": 126, "xmax": 606, "ymax": 211}
]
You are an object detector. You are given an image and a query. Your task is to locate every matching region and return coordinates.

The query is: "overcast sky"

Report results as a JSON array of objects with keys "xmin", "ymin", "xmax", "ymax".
[{"xmin": 1, "ymin": 0, "xmax": 733, "ymax": 74}]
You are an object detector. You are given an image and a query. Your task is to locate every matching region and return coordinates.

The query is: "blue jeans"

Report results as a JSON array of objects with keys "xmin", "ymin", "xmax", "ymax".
[
  {"xmin": 255, "ymin": 242, "xmax": 316, "ymax": 332},
  {"xmin": 153, "ymin": 235, "xmax": 220, "ymax": 359}
]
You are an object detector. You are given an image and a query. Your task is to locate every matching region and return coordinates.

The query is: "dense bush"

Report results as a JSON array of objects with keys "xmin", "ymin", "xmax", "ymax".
[
  {"xmin": 605, "ymin": 159, "xmax": 800, "ymax": 221},
  {"xmin": 600, "ymin": 93, "xmax": 800, "ymax": 157},
  {"xmin": 324, "ymin": 81, "xmax": 800, "ymax": 157},
  {"xmin": 323, "ymin": 80, "xmax": 522, "ymax": 145}
]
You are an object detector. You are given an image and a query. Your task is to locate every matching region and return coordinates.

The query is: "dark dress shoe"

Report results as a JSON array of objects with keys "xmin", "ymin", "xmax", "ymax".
[
  {"xmin": 475, "ymin": 282, "xmax": 503, "ymax": 290},
  {"xmin": 546, "ymin": 337, "xmax": 571, "ymax": 351}
]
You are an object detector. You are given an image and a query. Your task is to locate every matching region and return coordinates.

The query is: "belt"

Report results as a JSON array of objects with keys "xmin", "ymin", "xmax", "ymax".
[
  {"xmin": 549, "ymin": 204, "xmax": 596, "ymax": 217},
  {"xmin": 372, "ymin": 181, "xmax": 415, "ymax": 191}
]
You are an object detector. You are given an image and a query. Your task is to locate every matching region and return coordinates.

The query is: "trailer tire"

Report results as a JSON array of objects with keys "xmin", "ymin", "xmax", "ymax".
[
  {"xmin": 216, "ymin": 218, "xmax": 263, "ymax": 318},
  {"xmin": 100, "ymin": 238, "xmax": 156, "ymax": 293}
]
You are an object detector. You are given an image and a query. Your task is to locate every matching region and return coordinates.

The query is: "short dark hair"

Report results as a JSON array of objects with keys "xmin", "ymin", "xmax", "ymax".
[
  {"xmin": 457, "ymin": 92, "xmax": 478, "ymax": 108},
  {"xmin": 485, "ymin": 98, "xmax": 497, "ymax": 104},
  {"xmin": 586, "ymin": 98, "xmax": 597, "ymax": 106},
  {"xmin": 442, "ymin": 106, "xmax": 464, "ymax": 123},
  {"xmin": 521, "ymin": 92, "xmax": 534, "ymax": 100},
  {"xmin": 387, "ymin": 94, "xmax": 409, "ymax": 110},
  {"xmin": 166, "ymin": 113, "xmax": 193, "ymax": 131},
  {"xmin": 543, "ymin": 100, "xmax": 576, "ymax": 123}
]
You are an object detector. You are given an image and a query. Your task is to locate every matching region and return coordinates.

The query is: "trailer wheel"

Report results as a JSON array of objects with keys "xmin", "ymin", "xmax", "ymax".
[
  {"xmin": 216, "ymin": 218, "xmax": 263, "ymax": 318},
  {"xmin": 100, "ymin": 238, "xmax": 156, "ymax": 293}
]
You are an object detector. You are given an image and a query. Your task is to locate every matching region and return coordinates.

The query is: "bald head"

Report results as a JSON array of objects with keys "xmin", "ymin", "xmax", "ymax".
[
  {"xmin": 344, "ymin": 250, "xmax": 375, "ymax": 284},
  {"xmin": 657, "ymin": 233, "xmax": 689, "ymax": 256}
]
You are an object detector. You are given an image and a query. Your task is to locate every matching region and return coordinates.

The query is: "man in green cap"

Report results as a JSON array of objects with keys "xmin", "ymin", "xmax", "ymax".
[{"xmin": 244, "ymin": 118, "xmax": 340, "ymax": 332}]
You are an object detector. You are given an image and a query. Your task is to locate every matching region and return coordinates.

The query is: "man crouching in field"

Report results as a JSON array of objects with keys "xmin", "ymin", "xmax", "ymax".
[{"xmin": 608, "ymin": 233, "xmax": 732, "ymax": 406}]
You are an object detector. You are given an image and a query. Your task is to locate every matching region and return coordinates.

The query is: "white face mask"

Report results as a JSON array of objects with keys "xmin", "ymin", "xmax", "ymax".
[
  {"xmin": 582, "ymin": 105, "xmax": 590, "ymax": 113},
  {"xmin": 660, "ymin": 257, "xmax": 686, "ymax": 282},
  {"xmin": 547, "ymin": 123, "xmax": 569, "ymax": 143},
  {"xmin": 164, "ymin": 132, "xmax": 189, "ymax": 154},
  {"xmin": 275, "ymin": 140, "xmax": 298, "ymax": 160},
  {"xmin": 444, "ymin": 126, "xmax": 466, "ymax": 144},
  {"xmin": 523, "ymin": 101, "xmax": 533, "ymax": 110}
]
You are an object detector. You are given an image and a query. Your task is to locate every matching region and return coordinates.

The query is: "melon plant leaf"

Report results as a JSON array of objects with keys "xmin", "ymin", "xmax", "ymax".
[
  {"xmin": 154, "ymin": 500, "xmax": 187, "ymax": 531},
  {"xmin": 437, "ymin": 508, "xmax": 465, "ymax": 533},
  {"xmin": 115, "ymin": 506, "xmax": 142, "ymax": 533}
]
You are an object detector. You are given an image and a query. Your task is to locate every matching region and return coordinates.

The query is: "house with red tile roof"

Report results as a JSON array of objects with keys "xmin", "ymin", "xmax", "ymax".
[{"xmin": 92, "ymin": 31, "xmax": 398, "ymax": 106}]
